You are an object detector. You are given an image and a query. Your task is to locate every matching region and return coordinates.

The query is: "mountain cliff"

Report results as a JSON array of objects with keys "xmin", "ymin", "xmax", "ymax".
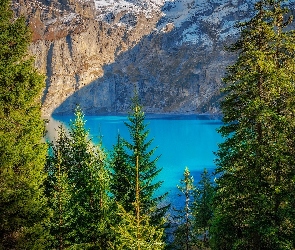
[{"xmin": 12, "ymin": 0, "xmax": 295, "ymax": 116}]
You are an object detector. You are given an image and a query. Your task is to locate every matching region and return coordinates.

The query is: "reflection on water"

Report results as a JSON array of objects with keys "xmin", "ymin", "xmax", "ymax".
[{"xmin": 47, "ymin": 114, "xmax": 223, "ymax": 207}]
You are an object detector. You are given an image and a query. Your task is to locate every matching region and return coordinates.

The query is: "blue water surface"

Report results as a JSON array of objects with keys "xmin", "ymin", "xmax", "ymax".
[{"xmin": 49, "ymin": 114, "xmax": 223, "ymax": 207}]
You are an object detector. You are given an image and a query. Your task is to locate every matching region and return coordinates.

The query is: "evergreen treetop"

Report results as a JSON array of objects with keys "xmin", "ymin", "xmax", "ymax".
[
  {"xmin": 111, "ymin": 96, "xmax": 167, "ymax": 249},
  {"xmin": 124, "ymin": 95, "xmax": 164, "ymax": 210},
  {"xmin": 111, "ymin": 94, "xmax": 168, "ymax": 221},
  {"xmin": 172, "ymin": 167, "xmax": 195, "ymax": 250}
]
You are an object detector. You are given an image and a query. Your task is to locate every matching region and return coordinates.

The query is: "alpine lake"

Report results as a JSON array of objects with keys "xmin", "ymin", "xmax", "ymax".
[{"xmin": 46, "ymin": 114, "xmax": 223, "ymax": 208}]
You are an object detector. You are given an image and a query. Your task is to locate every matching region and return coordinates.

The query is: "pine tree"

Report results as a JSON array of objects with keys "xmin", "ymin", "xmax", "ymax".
[
  {"xmin": 211, "ymin": 1, "xmax": 295, "ymax": 249},
  {"xmin": 171, "ymin": 167, "xmax": 195, "ymax": 250},
  {"xmin": 68, "ymin": 108, "xmax": 111, "ymax": 248},
  {"xmin": 110, "ymin": 96, "xmax": 167, "ymax": 248},
  {"xmin": 111, "ymin": 95, "xmax": 168, "ymax": 222},
  {"xmin": 112, "ymin": 204, "xmax": 165, "ymax": 250},
  {"xmin": 110, "ymin": 134, "xmax": 134, "ymax": 211},
  {"xmin": 171, "ymin": 168, "xmax": 214, "ymax": 250},
  {"xmin": 0, "ymin": 0, "xmax": 49, "ymax": 248},
  {"xmin": 192, "ymin": 169, "xmax": 214, "ymax": 248},
  {"xmin": 46, "ymin": 107, "xmax": 112, "ymax": 249},
  {"xmin": 112, "ymin": 151, "xmax": 165, "ymax": 250},
  {"xmin": 45, "ymin": 126, "xmax": 72, "ymax": 249}
]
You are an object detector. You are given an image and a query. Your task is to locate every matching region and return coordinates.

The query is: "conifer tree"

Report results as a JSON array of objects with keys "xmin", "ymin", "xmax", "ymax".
[
  {"xmin": 110, "ymin": 134, "xmax": 133, "ymax": 211},
  {"xmin": 171, "ymin": 167, "xmax": 195, "ymax": 250},
  {"xmin": 112, "ymin": 146, "xmax": 165, "ymax": 249},
  {"xmin": 0, "ymin": 0, "xmax": 49, "ymax": 248},
  {"xmin": 211, "ymin": 1, "xmax": 295, "ymax": 249},
  {"xmin": 111, "ymin": 95, "xmax": 168, "ymax": 223},
  {"xmin": 45, "ymin": 127, "xmax": 72, "ymax": 249},
  {"xmin": 110, "ymin": 96, "xmax": 167, "ymax": 248},
  {"xmin": 192, "ymin": 169, "xmax": 214, "ymax": 248},
  {"xmin": 171, "ymin": 168, "xmax": 214, "ymax": 250},
  {"xmin": 112, "ymin": 204, "xmax": 165, "ymax": 250},
  {"xmin": 68, "ymin": 108, "xmax": 111, "ymax": 248},
  {"xmin": 46, "ymin": 107, "xmax": 112, "ymax": 249}
]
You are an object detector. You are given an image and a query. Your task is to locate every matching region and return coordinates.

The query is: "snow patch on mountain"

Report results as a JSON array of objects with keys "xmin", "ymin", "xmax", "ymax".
[
  {"xmin": 201, "ymin": 4, "xmax": 236, "ymax": 25},
  {"xmin": 94, "ymin": 0, "xmax": 165, "ymax": 22},
  {"xmin": 157, "ymin": 0, "xmax": 257, "ymax": 47},
  {"xmin": 159, "ymin": 0, "xmax": 201, "ymax": 28},
  {"xmin": 83, "ymin": 0, "xmax": 257, "ymax": 46},
  {"xmin": 178, "ymin": 23, "xmax": 213, "ymax": 48}
]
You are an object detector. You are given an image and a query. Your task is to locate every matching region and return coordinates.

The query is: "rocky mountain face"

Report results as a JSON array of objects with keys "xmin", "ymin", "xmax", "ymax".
[{"xmin": 12, "ymin": 0, "xmax": 295, "ymax": 116}]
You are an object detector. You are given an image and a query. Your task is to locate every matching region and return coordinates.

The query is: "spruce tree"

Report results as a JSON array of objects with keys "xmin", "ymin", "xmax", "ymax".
[
  {"xmin": 45, "ymin": 126, "xmax": 72, "ymax": 249},
  {"xmin": 192, "ymin": 169, "xmax": 214, "ymax": 248},
  {"xmin": 171, "ymin": 167, "xmax": 195, "ymax": 250},
  {"xmin": 112, "ymin": 204, "xmax": 165, "ymax": 250},
  {"xmin": 46, "ymin": 107, "xmax": 112, "ymax": 249},
  {"xmin": 211, "ymin": 1, "xmax": 295, "ymax": 249},
  {"xmin": 110, "ymin": 96, "xmax": 167, "ymax": 248},
  {"xmin": 110, "ymin": 134, "xmax": 133, "ymax": 211},
  {"xmin": 68, "ymin": 108, "xmax": 111, "ymax": 248},
  {"xmin": 112, "ymin": 153, "xmax": 165, "ymax": 250},
  {"xmin": 111, "ymin": 95, "xmax": 168, "ymax": 222},
  {"xmin": 0, "ymin": 0, "xmax": 49, "ymax": 248},
  {"xmin": 171, "ymin": 168, "xmax": 214, "ymax": 250}
]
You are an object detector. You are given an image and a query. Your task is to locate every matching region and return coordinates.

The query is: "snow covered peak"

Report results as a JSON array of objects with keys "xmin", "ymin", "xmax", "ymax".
[
  {"xmin": 93, "ymin": 0, "xmax": 166, "ymax": 22},
  {"xmin": 75, "ymin": 0, "xmax": 257, "ymax": 40}
]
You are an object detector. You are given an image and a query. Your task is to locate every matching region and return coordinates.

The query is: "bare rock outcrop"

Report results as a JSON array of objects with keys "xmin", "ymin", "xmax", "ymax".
[
  {"xmin": 13, "ymin": 0, "xmax": 162, "ymax": 116},
  {"xmin": 12, "ymin": 0, "xmax": 295, "ymax": 116}
]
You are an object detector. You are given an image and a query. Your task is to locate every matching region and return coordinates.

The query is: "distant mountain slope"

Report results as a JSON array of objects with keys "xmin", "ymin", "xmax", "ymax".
[{"xmin": 13, "ymin": 0, "xmax": 295, "ymax": 115}]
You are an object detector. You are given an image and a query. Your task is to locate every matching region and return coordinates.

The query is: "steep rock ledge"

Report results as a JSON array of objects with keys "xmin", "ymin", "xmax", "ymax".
[
  {"xmin": 13, "ymin": 0, "xmax": 162, "ymax": 116},
  {"xmin": 12, "ymin": 0, "xmax": 295, "ymax": 116},
  {"xmin": 53, "ymin": 0, "xmax": 251, "ymax": 115}
]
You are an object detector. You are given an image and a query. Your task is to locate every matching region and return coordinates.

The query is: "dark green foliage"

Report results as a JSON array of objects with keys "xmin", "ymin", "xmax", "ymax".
[
  {"xmin": 171, "ymin": 167, "xmax": 195, "ymax": 250},
  {"xmin": 0, "ymin": 0, "xmax": 49, "ymax": 248},
  {"xmin": 110, "ymin": 134, "xmax": 134, "ymax": 211},
  {"xmin": 192, "ymin": 169, "xmax": 214, "ymax": 248},
  {"xmin": 67, "ymin": 108, "xmax": 111, "ymax": 248},
  {"xmin": 45, "ymin": 127, "xmax": 72, "ymax": 249},
  {"xmin": 111, "ymin": 95, "xmax": 168, "ymax": 222},
  {"xmin": 171, "ymin": 168, "xmax": 214, "ymax": 250},
  {"xmin": 110, "ymin": 95, "xmax": 167, "ymax": 249},
  {"xmin": 124, "ymin": 95, "xmax": 164, "ymax": 214},
  {"xmin": 211, "ymin": 1, "xmax": 295, "ymax": 249},
  {"xmin": 46, "ymin": 107, "xmax": 112, "ymax": 249}
]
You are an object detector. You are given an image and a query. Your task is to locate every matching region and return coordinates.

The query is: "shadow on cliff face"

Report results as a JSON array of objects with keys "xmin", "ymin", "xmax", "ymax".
[{"xmin": 53, "ymin": 0, "xmax": 242, "ymax": 115}]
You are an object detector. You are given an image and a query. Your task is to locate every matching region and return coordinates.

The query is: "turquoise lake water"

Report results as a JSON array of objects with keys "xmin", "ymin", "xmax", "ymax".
[{"xmin": 48, "ymin": 114, "xmax": 223, "ymax": 207}]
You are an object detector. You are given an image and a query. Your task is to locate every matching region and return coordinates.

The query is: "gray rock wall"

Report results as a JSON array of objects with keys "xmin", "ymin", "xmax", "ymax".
[
  {"xmin": 14, "ymin": 0, "xmax": 162, "ymax": 116},
  {"xmin": 13, "ymin": 0, "xmax": 295, "ymax": 116}
]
